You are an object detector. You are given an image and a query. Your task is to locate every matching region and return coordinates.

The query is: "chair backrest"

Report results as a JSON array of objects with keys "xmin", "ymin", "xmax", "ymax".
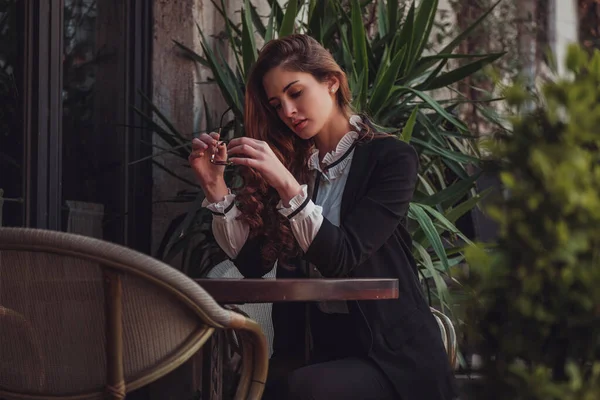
[
  {"xmin": 430, "ymin": 307, "xmax": 458, "ymax": 369},
  {"xmin": 0, "ymin": 228, "xmax": 267, "ymax": 400}
]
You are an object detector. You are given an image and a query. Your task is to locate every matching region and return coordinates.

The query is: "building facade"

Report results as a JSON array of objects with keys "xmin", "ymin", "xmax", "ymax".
[{"xmin": 0, "ymin": 0, "xmax": 581, "ymax": 255}]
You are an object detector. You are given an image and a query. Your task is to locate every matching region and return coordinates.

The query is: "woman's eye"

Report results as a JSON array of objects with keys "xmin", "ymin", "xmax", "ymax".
[
  {"xmin": 271, "ymin": 103, "xmax": 282, "ymax": 110},
  {"xmin": 290, "ymin": 90, "xmax": 302, "ymax": 98}
]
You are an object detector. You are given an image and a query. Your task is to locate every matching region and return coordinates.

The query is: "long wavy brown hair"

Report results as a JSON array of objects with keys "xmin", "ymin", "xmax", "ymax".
[{"xmin": 236, "ymin": 34, "xmax": 370, "ymax": 268}]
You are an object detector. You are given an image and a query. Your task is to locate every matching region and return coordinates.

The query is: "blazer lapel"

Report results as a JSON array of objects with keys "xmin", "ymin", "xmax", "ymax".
[{"xmin": 341, "ymin": 141, "xmax": 370, "ymax": 218}]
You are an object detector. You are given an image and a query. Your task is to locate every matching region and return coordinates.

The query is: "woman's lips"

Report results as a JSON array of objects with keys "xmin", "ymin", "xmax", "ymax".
[{"xmin": 293, "ymin": 119, "xmax": 308, "ymax": 132}]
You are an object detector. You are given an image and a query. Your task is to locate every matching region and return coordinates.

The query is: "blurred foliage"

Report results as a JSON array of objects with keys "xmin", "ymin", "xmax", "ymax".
[{"xmin": 465, "ymin": 44, "xmax": 600, "ymax": 399}]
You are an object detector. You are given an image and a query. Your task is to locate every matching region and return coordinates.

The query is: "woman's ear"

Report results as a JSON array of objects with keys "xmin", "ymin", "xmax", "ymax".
[{"xmin": 327, "ymin": 75, "xmax": 340, "ymax": 94}]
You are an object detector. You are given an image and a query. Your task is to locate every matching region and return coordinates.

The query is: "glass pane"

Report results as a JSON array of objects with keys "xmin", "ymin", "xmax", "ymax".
[
  {"xmin": 62, "ymin": 0, "xmax": 126, "ymax": 241},
  {"xmin": 0, "ymin": 0, "xmax": 24, "ymax": 227}
]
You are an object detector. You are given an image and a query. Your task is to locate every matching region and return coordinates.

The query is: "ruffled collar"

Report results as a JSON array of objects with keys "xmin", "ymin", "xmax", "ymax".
[{"xmin": 308, "ymin": 115, "xmax": 362, "ymax": 180}]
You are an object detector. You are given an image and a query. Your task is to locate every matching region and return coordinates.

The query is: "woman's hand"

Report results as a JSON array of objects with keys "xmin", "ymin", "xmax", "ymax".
[
  {"xmin": 188, "ymin": 132, "xmax": 229, "ymax": 203},
  {"xmin": 227, "ymin": 137, "xmax": 302, "ymax": 205}
]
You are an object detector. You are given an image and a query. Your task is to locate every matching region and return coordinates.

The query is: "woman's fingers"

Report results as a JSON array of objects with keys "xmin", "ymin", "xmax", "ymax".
[
  {"xmin": 188, "ymin": 150, "xmax": 204, "ymax": 160},
  {"xmin": 189, "ymin": 138, "xmax": 207, "ymax": 161},
  {"xmin": 190, "ymin": 131, "xmax": 223, "ymax": 161},
  {"xmin": 217, "ymin": 141, "xmax": 228, "ymax": 158},
  {"xmin": 205, "ymin": 131, "xmax": 227, "ymax": 162},
  {"xmin": 193, "ymin": 132, "xmax": 220, "ymax": 148},
  {"xmin": 227, "ymin": 137, "xmax": 265, "ymax": 150},
  {"xmin": 209, "ymin": 141, "xmax": 228, "ymax": 164},
  {"xmin": 191, "ymin": 136, "xmax": 272, "ymax": 168},
  {"xmin": 191, "ymin": 138, "xmax": 208, "ymax": 150},
  {"xmin": 226, "ymin": 138, "xmax": 275, "ymax": 171},
  {"xmin": 227, "ymin": 143, "xmax": 262, "ymax": 159},
  {"xmin": 229, "ymin": 156, "xmax": 259, "ymax": 168}
]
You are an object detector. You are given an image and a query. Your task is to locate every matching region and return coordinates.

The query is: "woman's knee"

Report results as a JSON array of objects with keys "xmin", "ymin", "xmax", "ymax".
[
  {"xmin": 284, "ymin": 358, "xmax": 398, "ymax": 400},
  {"xmin": 286, "ymin": 365, "xmax": 324, "ymax": 400}
]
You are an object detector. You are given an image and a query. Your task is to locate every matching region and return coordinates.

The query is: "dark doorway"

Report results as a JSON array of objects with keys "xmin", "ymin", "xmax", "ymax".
[{"xmin": 1, "ymin": 0, "xmax": 153, "ymax": 253}]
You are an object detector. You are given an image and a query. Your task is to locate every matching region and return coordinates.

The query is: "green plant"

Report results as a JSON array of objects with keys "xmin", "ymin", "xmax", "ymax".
[
  {"xmin": 465, "ymin": 44, "xmax": 600, "ymax": 399},
  {"xmin": 142, "ymin": 0, "xmax": 504, "ymax": 317}
]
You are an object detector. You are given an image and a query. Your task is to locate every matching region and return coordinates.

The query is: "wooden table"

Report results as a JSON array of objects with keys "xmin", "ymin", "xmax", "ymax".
[
  {"xmin": 193, "ymin": 278, "xmax": 399, "ymax": 400},
  {"xmin": 194, "ymin": 278, "xmax": 399, "ymax": 304}
]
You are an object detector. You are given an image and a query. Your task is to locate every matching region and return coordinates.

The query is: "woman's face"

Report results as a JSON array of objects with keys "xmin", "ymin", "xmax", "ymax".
[{"xmin": 263, "ymin": 66, "xmax": 338, "ymax": 140}]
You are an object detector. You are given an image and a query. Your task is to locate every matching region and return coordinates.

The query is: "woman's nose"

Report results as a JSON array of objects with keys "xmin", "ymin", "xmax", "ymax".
[{"xmin": 281, "ymin": 102, "xmax": 297, "ymax": 118}]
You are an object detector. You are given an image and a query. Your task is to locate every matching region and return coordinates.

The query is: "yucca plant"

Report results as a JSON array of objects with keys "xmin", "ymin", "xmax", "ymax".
[{"xmin": 140, "ymin": 0, "xmax": 504, "ymax": 318}]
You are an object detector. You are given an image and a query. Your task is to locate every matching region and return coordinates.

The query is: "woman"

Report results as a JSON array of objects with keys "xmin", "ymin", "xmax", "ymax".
[{"xmin": 189, "ymin": 34, "xmax": 457, "ymax": 400}]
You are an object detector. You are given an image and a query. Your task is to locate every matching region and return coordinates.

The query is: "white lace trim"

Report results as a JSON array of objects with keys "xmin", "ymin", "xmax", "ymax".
[
  {"xmin": 201, "ymin": 189, "xmax": 236, "ymax": 214},
  {"xmin": 276, "ymin": 184, "xmax": 309, "ymax": 215},
  {"xmin": 308, "ymin": 115, "xmax": 362, "ymax": 181}
]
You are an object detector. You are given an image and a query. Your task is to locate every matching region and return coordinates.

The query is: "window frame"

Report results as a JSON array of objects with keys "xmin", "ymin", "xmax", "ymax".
[{"xmin": 20, "ymin": 0, "xmax": 153, "ymax": 252}]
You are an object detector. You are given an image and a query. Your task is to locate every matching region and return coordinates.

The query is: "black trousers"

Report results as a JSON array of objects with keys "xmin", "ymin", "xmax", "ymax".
[
  {"xmin": 263, "ymin": 356, "xmax": 398, "ymax": 400},
  {"xmin": 263, "ymin": 305, "xmax": 398, "ymax": 399}
]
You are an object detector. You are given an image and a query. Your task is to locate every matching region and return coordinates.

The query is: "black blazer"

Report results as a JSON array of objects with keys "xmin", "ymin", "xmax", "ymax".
[{"xmin": 234, "ymin": 136, "xmax": 457, "ymax": 400}]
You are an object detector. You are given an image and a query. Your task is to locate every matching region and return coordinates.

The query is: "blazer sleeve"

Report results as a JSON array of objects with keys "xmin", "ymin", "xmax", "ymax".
[
  {"xmin": 232, "ymin": 235, "xmax": 276, "ymax": 278},
  {"xmin": 304, "ymin": 141, "xmax": 418, "ymax": 277}
]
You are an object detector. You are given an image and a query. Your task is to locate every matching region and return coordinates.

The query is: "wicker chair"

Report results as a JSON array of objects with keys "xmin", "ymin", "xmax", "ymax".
[{"xmin": 0, "ymin": 227, "xmax": 268, "ymax": 400}]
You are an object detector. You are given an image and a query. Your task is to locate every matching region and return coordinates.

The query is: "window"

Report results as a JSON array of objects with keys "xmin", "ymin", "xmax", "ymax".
[
  {"xmin": 1, "ymin": 0, "xmax": 152, "ymax": 252},
  {"xmin": 0, "ymin": 0, "xmax": 23, "ymax": 227}
]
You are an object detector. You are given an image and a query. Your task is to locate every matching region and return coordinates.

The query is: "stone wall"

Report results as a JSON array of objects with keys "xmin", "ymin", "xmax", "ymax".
[
  {"xmin": 152, "ymin": 0, "xmax": 229, "ymax": 256},
  {"xmin": 551, "ymin": 0, "xmax": 578, "ymax": 76},
  {"xmin": 151, "ymin": 0, "xmax": 278, "ymax": 256}
]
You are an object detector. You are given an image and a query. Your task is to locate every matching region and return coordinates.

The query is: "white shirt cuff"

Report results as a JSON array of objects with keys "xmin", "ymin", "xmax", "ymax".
[
  {"xmin": 277, "ymin": 185, "xmax": 312, "ymax": 219},
  {"xmin": 202, "ymin": 190, "xmax": 237, "ymax": 216},
  {"xmin": 203, "ymin": 191, "xmax": 248, "ymax": 258},
  {"xmin": 276, "ymin": 185, "xmax": 323, "ymax": 252}
]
